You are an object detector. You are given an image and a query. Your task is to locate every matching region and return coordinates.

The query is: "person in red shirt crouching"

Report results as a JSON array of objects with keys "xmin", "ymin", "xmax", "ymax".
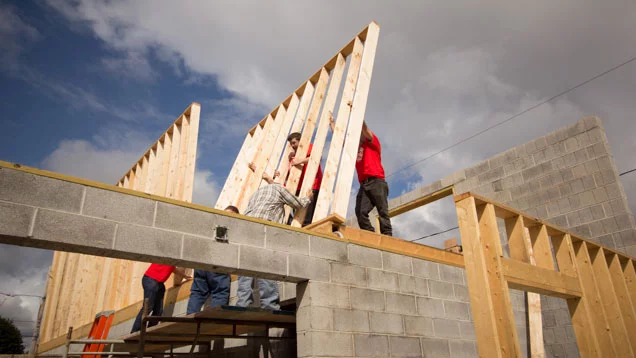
[
  {"xmin": 286, "ymin": 132, "xmax": 323, "ymax": 227},
  {"xmin": 131, "ymin": 264, "xmax": 191, "ymax": 333},
  {"xmin": 355, "ymin": 121, "xmax": 392, "ymax": 236}
]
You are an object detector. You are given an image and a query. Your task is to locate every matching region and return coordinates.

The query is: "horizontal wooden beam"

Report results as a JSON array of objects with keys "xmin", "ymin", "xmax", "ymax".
[
  {"xmin": 389, "ymin": 186, "xmax": 454, "ymax": 217},
  {"xmin": 501, "ymin": 258, "xmax": 582, "ymax": 299}
]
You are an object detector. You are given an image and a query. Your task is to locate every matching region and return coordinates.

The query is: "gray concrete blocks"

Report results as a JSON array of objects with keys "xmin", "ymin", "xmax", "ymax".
[
  {"xmin": 390, "ymin": 336, "xmax": 422, "ymax": 357},
  {"xmin": 354, "ymin": 334, "xmax": 389, "ymax": 357},
  {"xmin": 369, "ymin": 312, "xmax": 404, "ymax": 334},
  {"xmin": 417, "ymin": 297, "xmax": 445, "ymax": 318},
  {"xmin": 433, "ymin": 318, "xmax": 461, "ymax": 339},
  {"xmin": 367, "ymin": 269, "xmax": 399, "ymax": 291},
  {"xmin": 115, "ymin": 223, "xmax": 182, "ymax": 260},
  {"xmin": 404, "ymin": 316, "xmax": 434, "ymax": 336},
  {"xmin": 298, "ymin": 331, "xmax": 353, "ymax": 357},
  {"xmin": 32, "ymin": 209, "xmax": 116, "ymax": 250},
  {"xmin": 309, "ymin": 235, "xmax": 348, "ymax": 262},
  {"xmin": 439, "ymin": 265, "xmax": 464, "ymax": 285},
  {"xmin": 412, "ymin": 259, "xmax": 440, "ymax": 280},
  {"xmin": 350, "ymin": 287, "xmax": 385, "ymax": 311},
  {"xmin": 348, "ymin": 244, "xmax": 382, "ymax": 268},
  {"xmin": 333, "ymin": 308, "xmax": 370, "ymax": 333},
  {"xmin": 429, "ymin": 280, "xmax": 455, "ymax": 299},
  {"xmin": 331, "ymin": 262, "xmax": 367, "ymax": 285},
  {"xmin": 0, "ymin": 201, "xmax": 35, "ymax": 238},
  {"xmin": 449, "ymin": 340, "xmax": 478, "ymax": 358},
  {"xmin": 238, "ymin": 245, "xmax": 286, "ymax": 278},
  {"xmin": 265, "ymin": 226, "xmax": 309, "ymax": 255},
  {"xmin": 443, "ymin": 301, "xmax": 470, "ymax": 321},
  {"xmin": 301, "ymin": 281, "xmax": 350, "ymax": 309},
  {"xmin": 382, "ymin": 251, "xmax": 412, "ymax": 275},
  {"xmin": 0, "ymin": 169, "xmax": 84, "ymax": 213},
  {"xmin": 83, "ymin": 187, "xmax": 155, "ymax": 226},
  {"xmin": 386, "ymin": 292, "xmax": 417, "ymax": 314},
  {"xmin": 288, "ymin": 254, "xmax": 330, "ymax": 282},
  {"xmin": 459, "ymin": 321, "xmax": 476, "ymax": 340},
  {"xmin": 421, "ymin": 337, "xmax": 450, "ymax": 357}
]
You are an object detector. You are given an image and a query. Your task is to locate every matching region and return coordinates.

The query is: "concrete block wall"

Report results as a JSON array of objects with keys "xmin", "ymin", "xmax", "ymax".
[{"xmin": 384, "ymin": 116, "xmax": 635, "ymax": 357}]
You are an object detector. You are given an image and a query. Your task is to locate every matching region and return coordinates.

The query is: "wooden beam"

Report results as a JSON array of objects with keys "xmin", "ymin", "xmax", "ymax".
[
  {"xmin": 501, "ymin": 258, "xmax": 581, "ymax": 298},
  {"xmin": 504, "ymin": 216, "xmax": 531, "ymax": 263},
  {"xmin": 237, "ymin": 115, "xmax": 274, "ymax": 212},
  {"xmin": 332, "ymin": 23, "xmax": 381, "ymax": 218},
  {"xmin": 173, "ymin": 115, "xmax": 190, "ymax": 200},
  {"xmin": 263, "ymin": 94, "xmax": 300, "ymax": 185},
  {"xmin": 606, "ymin": 253, "xmax": 636, "ymax": 351},
  {"xmin": 293, "ymin": 53, "xmax": 347, "ymax": 226},
  {"xmin": 313, "ymin": 37, "xmax": 365, "ymax": 222},
  {"xmin": 215, "ymin": 132, "xmax": 252, "ymax": 209},
  {"xmin": 388, "ymin": 186, "xmax": 454, "ymax": 218},
  {"xmin": 572, "ymin": 240, "xmax": 617, "ymax": 355},
  {"xmin": 527, "ymin": 224, "xmax": 556, "ymax": 270},
  {"xmin": 242, "ymin": 112, "xmax": 280, "ymax": 204},
  {"xmin": 587, "ymin": 246, "xmax": 633, "ymax": 356},
  {"xmin": 623, "ymin": 259, "xmax": 636, "ymax": 309},
  {"xmin": 182, "ymin": 103, "xmax": 200, "ymax": 203}
]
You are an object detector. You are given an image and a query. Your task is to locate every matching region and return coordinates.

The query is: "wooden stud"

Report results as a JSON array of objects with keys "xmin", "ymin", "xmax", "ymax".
[
  {"xmin": 587, "ymin": 246, "xmax": 633, "ymax": 356},
  {"xmin": 623, "ymin": 259, "xmax": 636, "ymax": 308},
  {"xmin": 182, "ymin": 103, "xmax": 201, "ymax": 202},
  {"xmin": 236, "ymin": 117, "xmax": 274, "ymax": 212},
  {"xmin": 292, "ymin": 54, "xmax": 347, "ymax": 227},
  {"xmin": 551, "ymin": 234, "xmax": 601, "ymax": 357},
  {"xmin": 505, "ymin": 215, "xmax": 531, "ymax": 263},
  {"xmin": 166, "ymin": 124, "xmax": 182, "ymax": 199},
  {"xmin": 501, "ymin": 258, "xmax": 580, "ymax": 298},
  {"xmin": 173, "ymin": 116, "xmax": 190, "ymax": 200},
  {"xmin": 263, "ymin": 94, "xmax": 300, "ymax": 184},
  {"xmin": 572, "ymin": 240, "xmax": 617, "ymax": 355},
  {"xmin": 314, "ymin": 37, "xmax": 365, "ymax": 222},
  {"xmin": 332, "ymin": 23, "xmax": 381, "ymax": 218},
  {"xmin": 215, "ymin": 132, "xmax": 253, "ymax": 209},
  {"xmin": 158, "ymin": 133, "xmax": 173, "ymax": 197},
  {"xmin": 606, "ymin": 253, "xmax": 636, "ymax": 350},
  {"xmin": 527, "ymin": 224, "xmax": 556, "ymax": 270}
]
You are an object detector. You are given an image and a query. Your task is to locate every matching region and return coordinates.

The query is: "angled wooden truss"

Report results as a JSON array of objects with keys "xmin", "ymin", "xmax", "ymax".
[
  {"xmin": 40, "ymin": 103, "xmax": 200, "ymax": 342},
  {"xmin": 215, "ymin": 22, "xmax": 380, "ymax": 226}
]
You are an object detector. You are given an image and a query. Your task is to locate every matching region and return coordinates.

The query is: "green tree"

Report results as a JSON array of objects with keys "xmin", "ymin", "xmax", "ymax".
[{"xmin": 0, "ymin": 316, "xmax": 25, "ymax": 354}]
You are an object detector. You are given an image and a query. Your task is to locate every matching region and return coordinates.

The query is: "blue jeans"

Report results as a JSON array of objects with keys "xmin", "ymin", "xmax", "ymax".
[
  {"xmin": 236, "ymin": 276, "xmax": 280, "ymax": 310},
  {"xmin": 186, "ymin": 270, "xmax": 230, "ymax": 315},
  {"xmin": 131, "ymin": 275, "xmax": 165, "ymax": 333}
]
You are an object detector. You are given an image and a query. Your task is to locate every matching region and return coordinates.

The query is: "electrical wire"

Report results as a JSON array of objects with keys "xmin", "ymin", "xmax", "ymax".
[
  {"xmin": 619, "ymin": 168, "xmax": 636, "ymax": 177},
  {"xmin": 386, "ymin": 54, "xmax": 636, "ymax": 179},
  {"xmin": 411, "ymin": 226, "xmax": 459, "ymax": 243},
  {"xmin": 0, "ymin": 292, "xmax": 44, "ymax": 299}
]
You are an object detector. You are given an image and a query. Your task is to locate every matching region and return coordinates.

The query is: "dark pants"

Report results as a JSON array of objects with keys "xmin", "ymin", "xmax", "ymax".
[
  {"xmin": 186, "ymin": 270, "xmax": 230, "ymax": 315},
  {"xmin": 131, "ymin": 275, "xmax": 165, "ymax": 333},
  {"xmin": 355, "ymin": 177, "xmax": 392, "ymax": 236},
  {"xmin": 288, "ymin": 189, "xmax": 320, "ymax": 227}
]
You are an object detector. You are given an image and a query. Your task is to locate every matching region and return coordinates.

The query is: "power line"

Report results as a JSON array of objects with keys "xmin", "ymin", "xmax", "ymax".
[
  {"xmin": 386, "ymin": 54, "xmax": 636, "ymax": 179},
  {"xmin": 412, "ymin": 226, "xmax": 459, "ymax": 243},
  {"xmin": 0, "ymin": 292, "xmax": 44, "ymax": 299},
  {"xmin": 620, "ymin": 168, "xmax": 636, "ymax": 177}
]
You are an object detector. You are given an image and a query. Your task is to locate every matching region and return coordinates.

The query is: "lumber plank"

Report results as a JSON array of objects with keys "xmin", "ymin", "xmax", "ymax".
[
  {"xmin": 606, "ymin": 253, "xmax": 636, "ymax": 351},
  {"xmin": 550, "ymin": 234, "xmax": 600, "ymax": 357},
  {"xmin": 572, "ymin": 240, "xmax": 617, "ymax": 355},
  {"xmin": 388, "ymin": 187, "xmax": 454, "ymax": 218},
  {"xmin": 173, "ymin": 116, "xmax": 190, "ymax": 200},
  {"xmin": 501, "ymin": 258, "xmax": 580, "ymax": 298},
  {"xmin": 237, "ymin": 117, "xmax": 274, "ymax": 212},
  {"xmin": 332, "ymin": 23, "xmax": 380, "ymax": 218},
  {"xmin": 229, "ymin": 124, "xmax": 263, "ymax": 211},
  {"xmin": 144, "ymin": 147, "xmax": 157, "ymax": 195},
  {"xmin": 165, "ymin": 124, "xmax": 182, "ymax": 199},
  {"xmin": 504, "ymin": 216, "xmax": 531, "ymax": 263},
  {"xmin": 182, "ymin": 103, "xmax": 200, "ymax": 202},
  {"xmin": 158, "ymin": 132, "xmax": 172, "ymax": 196},
  {"xmin": 527, "ymin": 224, "xmax": 556, "ymax": 270},
  {"xmin": 150, "ymin": 140, "xmax": 165, "ymax": 195},
  {"xmin": 215, "ymin": 132, "xmax": 253, "ymax": 209},
  {"xmin": 263, "ymin": 94, "xmax": 300, "ymax": 185},
  {"xmin": 455, "ymin": 197, "xmax": 504, "ymax": 358},
  {"xmin": 285, "ymin": 68, "xmax": 330, "ymax": 198},
  {"xmin": 42, "ymin": 252, "xmax": 65, "ymax": 341},
  {"xmin": 314, "ymin": 37, "xmax": 365, "ymax": 221},
  {"xmin": 587, "ymin": 246, "xmax": 633, "ymax": 356},
  {"xmin": 624, "ymin": 259, "xmax": 636, "ymax": 310},
  {"xmin": 132, "ymin": 163, "xmax": 142, "ymax": 191},
  {"xmin": 292, "ymin": 54, "xmax": 347, "ymax": 226}
]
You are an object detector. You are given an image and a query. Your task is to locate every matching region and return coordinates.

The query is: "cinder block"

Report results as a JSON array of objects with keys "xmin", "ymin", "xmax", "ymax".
[
  {"xmin": 564, "ymin": 342, "xmax": 580, "ymax": 357},
  {"xmin": 288, "ymin": 254, "xmax": 330, "ymax": 282},
  {"xmin": 32, "ymin": 209, "xmax": 115, "ymax": 250},
  {"xmin": 590, "ymin": 204, "xmax": 605, "ymax": 220},
  {"xmin": 449, "ymin": 340, "xmax": 477, "ymax": 358},
  {"xmin": 553, "ymin": 326, "xmax": 568, "ymax": 343},
  {"xmin": 298, "ymin": 331, "xmax": 353, "ymax": 357},
  {"xmin": 83, "ymin": 187, "xmax": 155, "ymax": 226},
  {"xmin": 115, "ymin": 223, "xmax": 182, "ymax": 260},
  {"xmin": 421, "ymin": 337, "xmax": 450, "ymax": 357},
  {"xmin": 0, "ymin": 201, "xmax": 35, "ymax": 238},
  {"xmin": 299, "ymin": 281, "xmax": 350, "ymax": 309},
  {"xmin": 265, "ymin": 226, "xmax": 309, "ymax": 255},
  {"xmin": 478, "ymin": 167, "xmax": 505, "ymax": 183},
  {"xmin": 429, "ymin": 280, "xmax": 455, "ymax": 299},
  {"xmin": 443, "ymin": 301, "xmax": 470, "ymax": 320},
  {"xmin": 433, "ymin": 318, "xmax": 461, "ymax": 339},
  {"xmin": 348, "ymin": 244, "xmax": 382, "ymax": 269},
  {"xmin": 382, "ymin": 252, "xmax": 412, "ymax": 274},
  {"xmin": 414, "ymin": 277, "xmax": 430, "ymax": 297},
  {"xmin": 417, "ymin": 297, "xmax": 445, "ymax": 318},
  {"xmin": 465, "ymin": 161, "xmax": 490, "ymax": 177},
  {"xmin": 386, "ymin": 292, "xmax": 416, "ymax": 314},
  {"xmin": 0, "ymin": 169, "xmax": 83, "ymax": 213},
  {"xmin": 238, "ymin": 245, "xmax": 286, "ymax": 278},
  {"xmin": 331, "ymin": 262, "xmax": 367, "ymax": 285},
  {"xmin": 182, "ymin": 235, "xmax": 240, "ymax": 273},
  {"xmin": 333, "ymin": 309, "xmax": 370, "ymax": 333},
  {"xmin": 398, "ymin": 274, "xmax": 416, "ymax": 294},
  {"xmin": 565, "ymin": 325, "xmax": 577, "ymax": 342},
  {"xmin": 522, "ymin": 162, "xmax": 553, "ymax": 182},
  {"xmin": 310, "ymin": 235, "xmax": 348, "ymax": 262},
  {"xmin": 453, "ymin": 284, "xmax": 470, "ymax": 302},
  {"xmin": 459, "ymin": 321, "xmax": 476, "ymax": 340},
  {"xmin": 354, "ymin": 334, "xmax": 389, "ymax": 357},
  {"xmin": 404, "ymin": 316, "xmax": 434, "ymax": 336},
  {"xmin": 543, "ymin": 327, "xmax": 556, "ymax": 344},
  {"xmin": 350, "ymin": 287, "xmax": 385, "ymax": 311},
  {"xmin": 367, "ymin": 269, "xmax": 399, "ymax": 291},
  {"xmin": 389, "ymin": 336, "xmax": 422, "ymax": 357},
  {"xmin": 369, "ymin": 312, "xmax": 403, "ymax": 334},
  {"xmin": 412, "ymin": 259, "xmax": 440, "ymax": 280},
  {"xmin": 439, "ymin": 265, "xmax": 464, "ymax": 285},
  {"xmin": 297, "ymin": 306, "xmax": 333, "ymax": 331}
]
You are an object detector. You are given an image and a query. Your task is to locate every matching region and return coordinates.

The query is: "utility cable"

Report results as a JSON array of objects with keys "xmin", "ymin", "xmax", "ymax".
[
  {"xmin": 411, "ymin": 226, "xmax": 459, "ymax": 243},
  {"xmin": 0, "ymin": 292, "xmax": 44, "ymax": 299},
  {"xmin": 619, "ymin": 168, "xmax": 636, "ymax": 177},
  {"xmin": 386, "ymin": 54, "xmax": 636, "ymax": 179}
]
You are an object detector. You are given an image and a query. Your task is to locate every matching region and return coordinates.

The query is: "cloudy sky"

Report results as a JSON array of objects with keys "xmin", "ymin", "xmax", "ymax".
[{"xmin": 1, "ymin": 0, "xmax": 635, "ymax": 349}]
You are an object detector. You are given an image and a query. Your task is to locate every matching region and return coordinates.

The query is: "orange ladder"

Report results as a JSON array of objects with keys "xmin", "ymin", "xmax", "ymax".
[{"xmin": 81, "ymin": 311, "xmax": 115, "ymax": 358}]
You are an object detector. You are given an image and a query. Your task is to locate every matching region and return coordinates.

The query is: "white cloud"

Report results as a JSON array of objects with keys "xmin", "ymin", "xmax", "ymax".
[
  {"xmin": 101, "ymin": 51, "xmax": 156, "ymax": 82},
  {"xmin": 0, "ymin": 3, "xmax": 40, "ymax": 72},
  {"xmin": 192, "ymin": 169, "xmax": 220, "ymax": 207}
]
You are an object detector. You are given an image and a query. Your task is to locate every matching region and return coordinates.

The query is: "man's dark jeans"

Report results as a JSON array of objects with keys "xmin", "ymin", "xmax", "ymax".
[
  {"xmin": 355, "ymin": 177, "xmax": 392, "ymax": 236},
  {"xmin": 186, "ymin": 270, "xmax": 230, "ymax": 315},
  {"xmin": 131, "ymin": 275, "xmax": 165, "ymax": 333}
]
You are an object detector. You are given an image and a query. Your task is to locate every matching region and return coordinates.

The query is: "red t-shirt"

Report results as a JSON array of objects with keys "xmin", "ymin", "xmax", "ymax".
[
  {"xmin": 356, "ymin": 134, "xmax": 385, "ymax": 183},
  {"xmin": 290, "ymin": 144, "xmax": 323, "ymax": 191},
  {"xmin": 144, "ymin": 264, "xmax": 176, "ymax": 283}
]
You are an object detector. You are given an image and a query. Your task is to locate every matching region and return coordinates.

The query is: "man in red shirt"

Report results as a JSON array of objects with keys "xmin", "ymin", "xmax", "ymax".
[
  {"xmin": 355, "ymin": 121, "xmax": 392, "ymax": 236},
  {"xmin": 287, "ymin": 132, "xmax": 323, "ymax": 226},
  {"xmin": 131, "ymin": 264, "xmax": 191, "ymax": 333}
]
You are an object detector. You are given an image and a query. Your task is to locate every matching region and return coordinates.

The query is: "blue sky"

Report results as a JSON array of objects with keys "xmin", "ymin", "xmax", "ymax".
[{"xmin": 1, "ymin": 0, "xmax": 636, "ymax": 349}]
